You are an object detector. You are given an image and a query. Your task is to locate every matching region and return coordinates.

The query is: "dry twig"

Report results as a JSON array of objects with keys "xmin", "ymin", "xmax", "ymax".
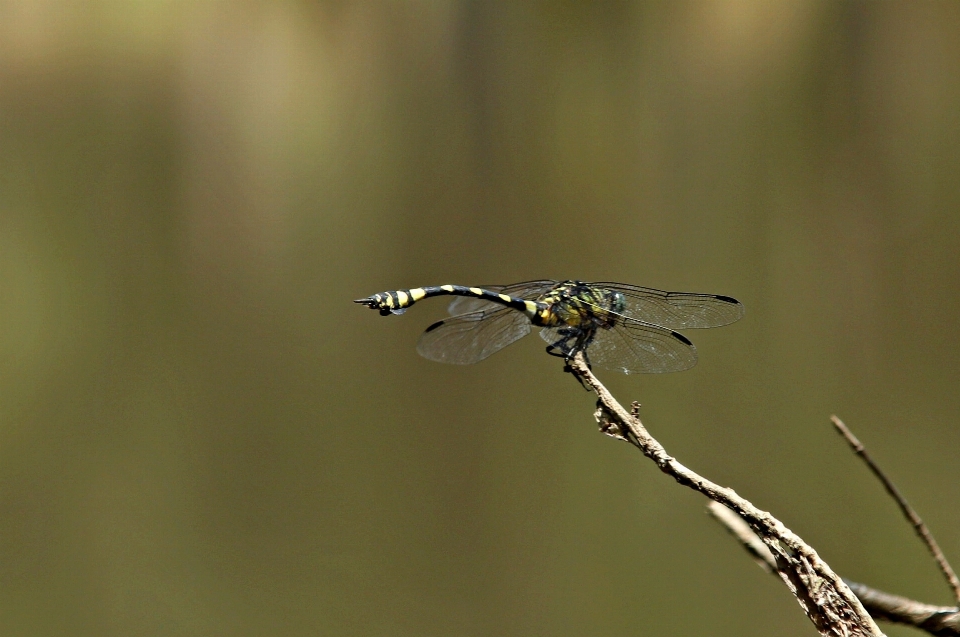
[
  {"xmin": 708, "ymin": 416, "xmax": 960, "ymax": 636},
  {"xmin": 566, "ymin": 353, "xmax": 884, "ymax": 637},
  {"xmin": 830, "ymin": 415, "xmax": 960, "ymax": 605},
  {"xmin": 709, "ymin": 499, "xmax": 960, "ymax": 636},
  {"xmin": 706, "ymin": 500, "xmax": 776, "ymax": 573},
  {"xmin": 845, "ymin": 582, "xmax": 960, "ymax": 637}
]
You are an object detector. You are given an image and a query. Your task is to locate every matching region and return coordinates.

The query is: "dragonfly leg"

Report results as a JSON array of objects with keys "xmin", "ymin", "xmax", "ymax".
[
  {"xmin": 567, "ymin": 328, "xmax": 596, "ymax": 369},
  {"xmin": 544, "ymin": 328, "xmax": 591, "ymax": 390},
  {"xmin": 553, "ymin": 328, "xmax": 597, "ymax": 392},
  {"xmin": 545, "ymin": 327, "xmax": 578, "ymax": 359}
]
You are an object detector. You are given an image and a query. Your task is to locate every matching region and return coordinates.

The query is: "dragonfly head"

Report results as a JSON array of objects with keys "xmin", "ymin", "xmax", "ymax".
[{"xmin": 610, "ymin": 290, "xmax": 627, "ymax": 315}]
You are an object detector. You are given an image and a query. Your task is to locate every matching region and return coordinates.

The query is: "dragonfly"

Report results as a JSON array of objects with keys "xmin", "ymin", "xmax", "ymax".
[{"xmin": 354, "ymin": 280, "xmax": 743, "ymax": 374}]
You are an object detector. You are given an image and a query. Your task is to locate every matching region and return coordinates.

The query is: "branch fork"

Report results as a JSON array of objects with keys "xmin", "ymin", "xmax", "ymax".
[{"xmin": 567, "ymin": 352, "xmax": 884, "ymax": 637}]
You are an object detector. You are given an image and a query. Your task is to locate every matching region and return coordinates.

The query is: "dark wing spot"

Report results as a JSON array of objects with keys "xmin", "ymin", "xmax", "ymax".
[
  {"xmin": 671, "ymin": 331, "xmax": 693, "ymax": 346},
  {"xmin": 715, "ymin": 295, "xmax": 739, "ymax": 304},
  {"xmin": 424, "ymin": 320, "xmax": 445, "ymax": 333}
]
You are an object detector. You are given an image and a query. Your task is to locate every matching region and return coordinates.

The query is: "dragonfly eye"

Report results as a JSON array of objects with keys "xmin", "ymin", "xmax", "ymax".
[{"xmin": 611, "ymin": 291, "xmax": 626, "ymax": 314}]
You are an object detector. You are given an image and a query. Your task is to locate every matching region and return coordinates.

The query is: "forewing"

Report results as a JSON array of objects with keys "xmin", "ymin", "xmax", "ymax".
[
  {"xmin": 541, "ymin": 319, "xmax": 698, "ymax": 374},
  {"xmin": 447, "ymin": 280, "xmax": 558, "ymax": 315},
  {"xmin": 590, "ymin": 282, "xmax": 744, "ymax": 329},
  {"xmin": 418, "ymin": 307, "xmax": 532, "ymax": 365}
]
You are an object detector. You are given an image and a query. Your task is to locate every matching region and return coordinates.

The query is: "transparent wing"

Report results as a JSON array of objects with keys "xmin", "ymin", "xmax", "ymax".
[
  {"xmin": 447, "ymin": 280, "xmax": 558, "ymax": 316},
  {"xmin": 589, "ymin": 282, "xmax": 744, "ymax": 329},
  {"xmin": 540, "ymin": 319, "xmax": 698, "ymax": 374},
  {"xmin": 417, "ymin": 307, "xmax": 532, "ymax": 365}
]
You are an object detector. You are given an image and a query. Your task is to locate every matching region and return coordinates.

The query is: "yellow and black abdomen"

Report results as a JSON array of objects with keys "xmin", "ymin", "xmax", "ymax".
[{"xmin": 355, "ymin": 284, "xmax": 541, "ymax": 318}]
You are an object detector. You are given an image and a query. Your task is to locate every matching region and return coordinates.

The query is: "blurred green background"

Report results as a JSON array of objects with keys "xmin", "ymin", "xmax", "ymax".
[{"xmin": 1, "ymin": 2, "xmax": 958, "ymax": 635}]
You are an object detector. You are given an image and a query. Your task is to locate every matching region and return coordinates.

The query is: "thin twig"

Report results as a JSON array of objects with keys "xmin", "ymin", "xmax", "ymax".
[
  {"xmin": 831, "ymin": 415, "xmax": 960, "ymax": 605},
  {"xmin": 844, "ymin": 582, "xmax": 960, "ymax": 637},
  {"xmin": 707, "ymin": 501, "xmax": 776, "ymax": 573},
  {"xmin": 708, "ymin": 500, "xmax": 960, "ymax": 636},
  {"xmin": 567, "ymin": 354, "xmax": 884, "ymax": 637}
]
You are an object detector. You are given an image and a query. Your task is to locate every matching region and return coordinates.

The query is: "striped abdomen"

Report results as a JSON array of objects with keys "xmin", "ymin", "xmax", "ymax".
[{"xmin": 354, "ymin": 285, "xmax": 542, "ymax": 318}]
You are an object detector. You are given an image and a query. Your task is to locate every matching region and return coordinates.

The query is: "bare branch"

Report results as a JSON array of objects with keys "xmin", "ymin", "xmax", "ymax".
[
  {"xmin": 567, "ymin": 354, "xmax": 884, "ymax": 637},
  {"xmin": 831, "ymin": 416, "xmax": 960, "ymax": 605},
  {"xmin": 845, "ymin": 582, "xmax": 960, "ymax": 637},
  {"xmin": 707, "ymin": 501, "xmax": 776, "ymax": 573},
  {"xmin": 709, "ymin": 499, "xmax": 960, "ymax": 636}
]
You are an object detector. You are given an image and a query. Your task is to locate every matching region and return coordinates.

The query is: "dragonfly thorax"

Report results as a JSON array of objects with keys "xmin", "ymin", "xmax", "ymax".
[{"xmin": 535, "ymin": 281, "xmax": 625, "ymax": 330}]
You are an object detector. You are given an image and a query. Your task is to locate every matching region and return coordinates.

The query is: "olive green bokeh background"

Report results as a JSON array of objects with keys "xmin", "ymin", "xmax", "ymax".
[{"xmin": 1, "ymin": 2, "xmax": 958, "ymax": 635}]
